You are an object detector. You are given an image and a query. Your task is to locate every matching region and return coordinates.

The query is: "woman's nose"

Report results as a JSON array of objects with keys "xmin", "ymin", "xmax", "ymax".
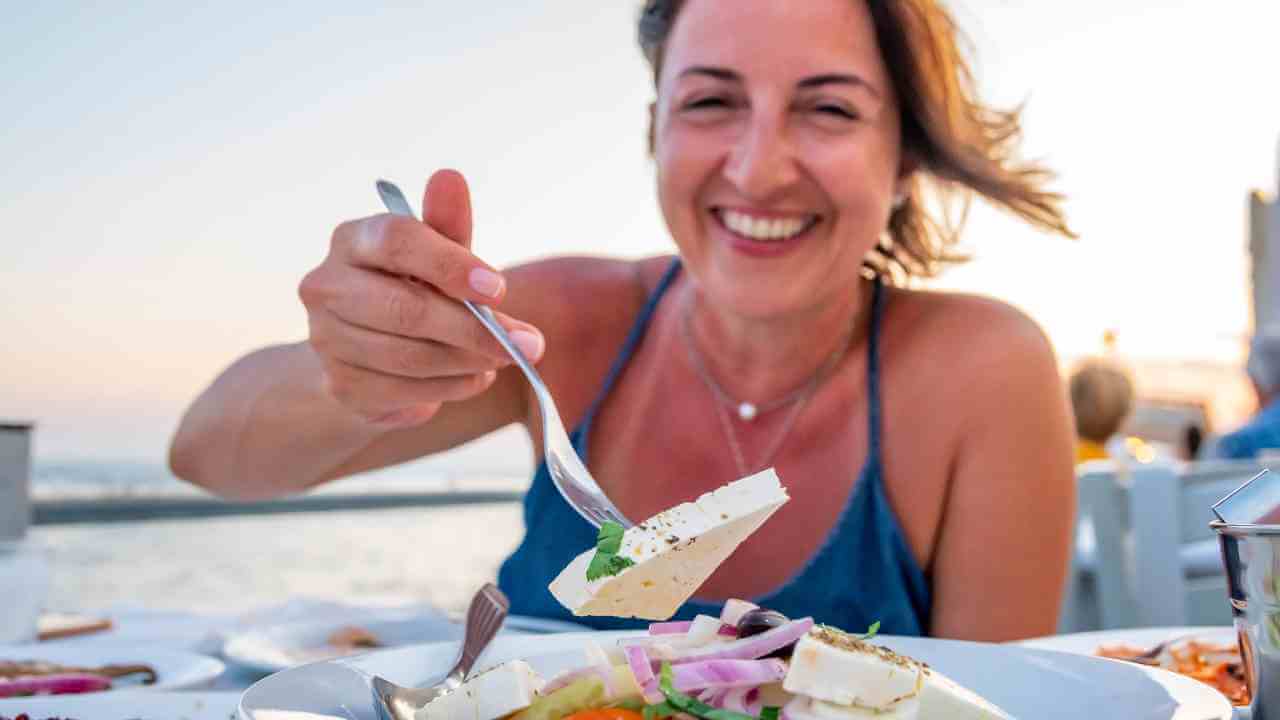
[{"xmin": 722, "ymin": 116, "xmax": 799, "ymax": 200}]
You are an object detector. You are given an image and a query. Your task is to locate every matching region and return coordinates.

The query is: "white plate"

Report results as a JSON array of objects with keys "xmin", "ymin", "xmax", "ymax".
[
  {"xmin": 238, "ymin": 631, "xmax": 1234, "ymax": 720},
  {"xmin": 0, "ymin": 690, "xmax": 240, "ymax": 719},
  {"xmin": 0, "ymin": 642, "xmax": 224, "ymax": 694},
  {"xmin": 1015, "ymin": 626, "xmax": 1236, "ymax": 656},
  {"xmin": 223, "ymin": 613, "xmax": 589, "ymax": 675}
]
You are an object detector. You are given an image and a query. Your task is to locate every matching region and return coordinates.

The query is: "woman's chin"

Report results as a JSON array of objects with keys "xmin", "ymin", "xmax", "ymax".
[{"xmin": 695, "ymin": 269, "xmax": 813, "ymax": 319}]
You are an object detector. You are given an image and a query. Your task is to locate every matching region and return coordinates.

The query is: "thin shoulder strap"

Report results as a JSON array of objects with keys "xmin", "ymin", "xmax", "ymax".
[
  {"xmin": 866, "ymin": 277, "xmax": 887, "ymax": 458},
  {"xmin": 578, "ymin": 257, "xmax": 683, "ymax": 430}
]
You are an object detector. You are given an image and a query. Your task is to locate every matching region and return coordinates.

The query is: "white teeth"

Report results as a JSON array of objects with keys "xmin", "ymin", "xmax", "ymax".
[{"xmin": 720, "ymin": 210, "xmax": 812, "ymax": 241}]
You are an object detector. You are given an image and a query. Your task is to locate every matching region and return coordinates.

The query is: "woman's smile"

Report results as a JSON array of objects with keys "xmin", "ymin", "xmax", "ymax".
[{"xmin": 709, "ymin": 207, "xmax": 822, "ymax": 258}]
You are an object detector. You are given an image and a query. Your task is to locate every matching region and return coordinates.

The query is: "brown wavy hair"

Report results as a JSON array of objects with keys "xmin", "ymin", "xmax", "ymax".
[{"xmin": 638, "ymin": 0, "xmax": 1076, "ymax": 282}]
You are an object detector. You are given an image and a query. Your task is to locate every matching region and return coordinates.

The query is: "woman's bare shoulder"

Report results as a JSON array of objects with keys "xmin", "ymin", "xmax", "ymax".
[
  {"xmin": 889, "ymin": 286, "xmax": 1056, "ymax": 365},
  {"xmin": 884, "ymin": 286, "xmax": 1062, "ymax": 418},
  {"xmin": 499, "ymin": 255, "xmax": 676, "ymax": 420},
  {"xmin": 503, "ymin": 255, "xmax": 674, "ymax": 336}
]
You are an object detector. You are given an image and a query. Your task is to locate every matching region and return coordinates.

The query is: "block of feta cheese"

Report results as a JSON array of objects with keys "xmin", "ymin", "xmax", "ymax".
[
  {"xmin": 548, "ymin": 468, "xmax": 789, "ymax": 620},
  {"xmin": 784, "ymin": 627, "xmax": 924, "ymax": 711},
  {"xmin": 917, "ymin": 666, "xmax": 1013, "ymax": 720},
  {"xmin": 415, "ymin": 660, "xmax": 543, "ymax": 720},
  {"xmin": 783, "ymin": 627, "xmax": 1012, "ymax": 719}
]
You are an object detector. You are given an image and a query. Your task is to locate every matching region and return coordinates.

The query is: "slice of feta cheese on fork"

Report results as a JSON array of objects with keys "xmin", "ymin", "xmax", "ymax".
[{"xmin": 549, "ymin": 469, "xmax": 789, "ymax": 620}]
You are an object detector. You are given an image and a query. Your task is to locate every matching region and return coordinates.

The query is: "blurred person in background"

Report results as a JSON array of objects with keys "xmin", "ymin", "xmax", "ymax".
[
  {"xmin": 170, "ymin": 0, "xmax": 1078, "ymax": 640},
  {"xmin": 1213, "ymin": 332, "xmax": 1280, "ymax": 460},
  {"xmin": 1068, "ymin": 359, "xmax": 1135, "ymax": 464},
  {"xmin": 1180, "ymin": 424, "xmax": 1204, "ymax": 461}
]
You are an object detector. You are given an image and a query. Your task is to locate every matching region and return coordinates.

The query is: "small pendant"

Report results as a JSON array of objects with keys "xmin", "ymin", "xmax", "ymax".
[{"xmin": 737, "ymin": 402, "xmax": 758, "ymax": 422}]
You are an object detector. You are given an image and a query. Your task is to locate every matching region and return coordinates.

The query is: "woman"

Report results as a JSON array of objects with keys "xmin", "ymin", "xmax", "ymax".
[{"xmin": 170, "ymin": 0, "xmax": 1077, "ymax": 640}]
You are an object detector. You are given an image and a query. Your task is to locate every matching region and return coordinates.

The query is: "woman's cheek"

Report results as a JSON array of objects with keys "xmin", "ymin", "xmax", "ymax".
[{"xmin": 656, "ymin": 133, "xmax": 711, "ymax": 229}]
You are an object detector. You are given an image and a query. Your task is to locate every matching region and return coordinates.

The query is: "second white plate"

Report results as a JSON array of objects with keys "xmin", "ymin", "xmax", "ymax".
[
  {"xmin": 222, "ymin": 613, "xmax": 588, "ymax": 674},
  {"xmin": 0, "ymin": 642, "xmax": 225, "ymax": 693},
  {"xmin": 1014, "ymin": 626, "xmax": 1236, "ymax": 656}
]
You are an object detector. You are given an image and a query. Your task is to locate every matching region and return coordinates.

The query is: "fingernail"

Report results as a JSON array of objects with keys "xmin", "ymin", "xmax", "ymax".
[
  {"xmin": 509, "ymin": 330, "xmax": 544, "ymax": 361},
  {"xmin": 482, "ymin": 369, "xmax": 498, "ymax": 385},
  {"xmin": 469, "ymin": 268, "xmax": 504, "ymax": 298}
]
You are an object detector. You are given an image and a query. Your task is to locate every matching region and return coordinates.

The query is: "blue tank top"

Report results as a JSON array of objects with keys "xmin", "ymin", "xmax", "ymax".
[{"xmin": 497, "ymin": 258, "xmax": 931, "ymax": 635}]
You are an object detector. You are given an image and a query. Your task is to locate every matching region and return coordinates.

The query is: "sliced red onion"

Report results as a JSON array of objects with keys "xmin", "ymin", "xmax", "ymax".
[
  {"xmin": 648, "ymin": 616, "xmax": 735, "ymax": 644},
  {"xmin": 697, "ymin": 688, "xmax": 725, "ymax": 705},
  {"xmin": 697, "ymin": 685, "xmax": 764, "ymax": 715},
  {"xmin": 0, "ymin": 672, "xmax": 112, "ymax": 697},
  {"xmin": 670, "ymin": 617, "xmax": 814, "ymax": 663},
  {"xmin": 723, "ymin": 687, "xmax": 763, "ymax": 715},
  {"xmin": 650, "ymin": 621, "xmax": 693, "ymax": 635},
  {"xmin": 617, "ymin": 635, "xmax": 682, "ymax": 661},
  {"xmin": 719, "ymin": 599, "xmax": 759, "ymax": 626},
  {"xmin": 668, "ymin": 659, "xmax": 787, "ymax": 692},
  {"xmin": 623, "ymin": 644, "xmax": 664, "ymax": 704}
]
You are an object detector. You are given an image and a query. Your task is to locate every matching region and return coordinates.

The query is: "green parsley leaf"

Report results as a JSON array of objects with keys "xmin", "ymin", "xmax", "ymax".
[
  {"xmin": 586, "ymin": 552, "xmax": 614, "ymax": 581},
  {"xmin": 861, "ymin": 620, "xmax": 881, "ymax": 640},
  {"xmin": 597, "ymin": 521, "xmax": 626, "ymax": 555},
  {"xmin": 585, "ymin": 521, "xmax": 634, "ymax": 581},
  {"xmin": 760, "ymin": 707, "xmax": 780, "ymax": 720}
]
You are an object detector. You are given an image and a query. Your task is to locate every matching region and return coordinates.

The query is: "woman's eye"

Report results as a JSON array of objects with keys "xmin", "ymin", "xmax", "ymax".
[
  {"xmin": 814, "ymin": 104, "xmax": 858, "ymax": 120},
  {"xmin": 683, "ymin": 96, "xmax": 731, "ymax": 111}
]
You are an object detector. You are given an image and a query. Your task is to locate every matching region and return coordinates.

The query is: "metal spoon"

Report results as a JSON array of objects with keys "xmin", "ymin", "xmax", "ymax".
[{"xmin": 371, "ymin": 583, "xmax": 510, "ymax": 720}]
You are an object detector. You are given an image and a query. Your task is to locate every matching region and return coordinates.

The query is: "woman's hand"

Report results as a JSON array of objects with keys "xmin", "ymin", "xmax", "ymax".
[{"xmin": 298, "ymin": 169, "xmax": 545, "ymax": 429}]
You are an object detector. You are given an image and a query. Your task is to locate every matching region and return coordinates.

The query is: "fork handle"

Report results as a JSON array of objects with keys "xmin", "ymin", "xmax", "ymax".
[
  {"xmin": 375, "ymin": 180, "xmax": 542, "ymax": 381},
  {"xmin": 462, "ymin": 300, "xmax": 543, "ymax": 382}
]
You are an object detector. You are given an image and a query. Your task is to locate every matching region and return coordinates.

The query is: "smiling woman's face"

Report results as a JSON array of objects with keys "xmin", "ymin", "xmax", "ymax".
[{"xmin": 654, "ymin": 0, "xmax": 904, "ymax": 318}]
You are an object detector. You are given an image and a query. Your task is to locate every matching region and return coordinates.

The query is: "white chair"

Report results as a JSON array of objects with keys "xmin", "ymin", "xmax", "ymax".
[{"xmin": 1060, "ymin": 459, "xmax": 1269, "ymax": 631}]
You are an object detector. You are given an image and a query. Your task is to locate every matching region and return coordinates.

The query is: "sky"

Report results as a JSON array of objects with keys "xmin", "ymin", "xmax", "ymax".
[{"xmin": 2, "ymin": 1, "xmax": 1279, "ymax": 465}]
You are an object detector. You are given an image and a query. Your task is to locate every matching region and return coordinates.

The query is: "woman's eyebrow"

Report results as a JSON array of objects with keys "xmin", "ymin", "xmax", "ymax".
[
  {"xmin": 676, "ymin": 66, "xmax": 881, "ymax": 100},
  {"xmin": 797, "ymin": 73, "xmax": 881, "ymax": 99},
  {"xmin": 677, "ymin": 65, "xmax": 741, "ymax": 82}
]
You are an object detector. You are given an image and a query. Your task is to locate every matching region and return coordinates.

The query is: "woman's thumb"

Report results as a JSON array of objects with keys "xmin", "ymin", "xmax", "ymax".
[{"xmin": 421, "ymin": 169, "xmax": 474, "ymax": 249}]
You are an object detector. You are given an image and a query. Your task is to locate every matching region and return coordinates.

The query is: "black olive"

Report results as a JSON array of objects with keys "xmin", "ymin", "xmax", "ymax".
[{"xmin": 736, "ymin": 608, "xmax": 794, "ymax": 658}]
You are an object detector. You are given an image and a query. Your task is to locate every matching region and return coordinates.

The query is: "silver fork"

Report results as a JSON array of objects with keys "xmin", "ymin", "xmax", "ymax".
[
  {"xmin": 371, "ymin": 583, "xmax": 509, "ymax": 720},
  {"xmin": 376, "ymin": 180, "xmax": 634, "ymax": 529}
]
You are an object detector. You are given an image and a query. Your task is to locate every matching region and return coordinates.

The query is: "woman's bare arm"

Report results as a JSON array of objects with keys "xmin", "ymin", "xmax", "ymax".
[
  {"xmin": 169, "ymin": 251, "xmax": 646, "ymax": 501},
  {"xmin": 169, "ymin": 339, "xmax": 528, "ymax": 500},
  {"xmin": 927, "ymin": 304, "xmax": 1077, "ymax": 641}
]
